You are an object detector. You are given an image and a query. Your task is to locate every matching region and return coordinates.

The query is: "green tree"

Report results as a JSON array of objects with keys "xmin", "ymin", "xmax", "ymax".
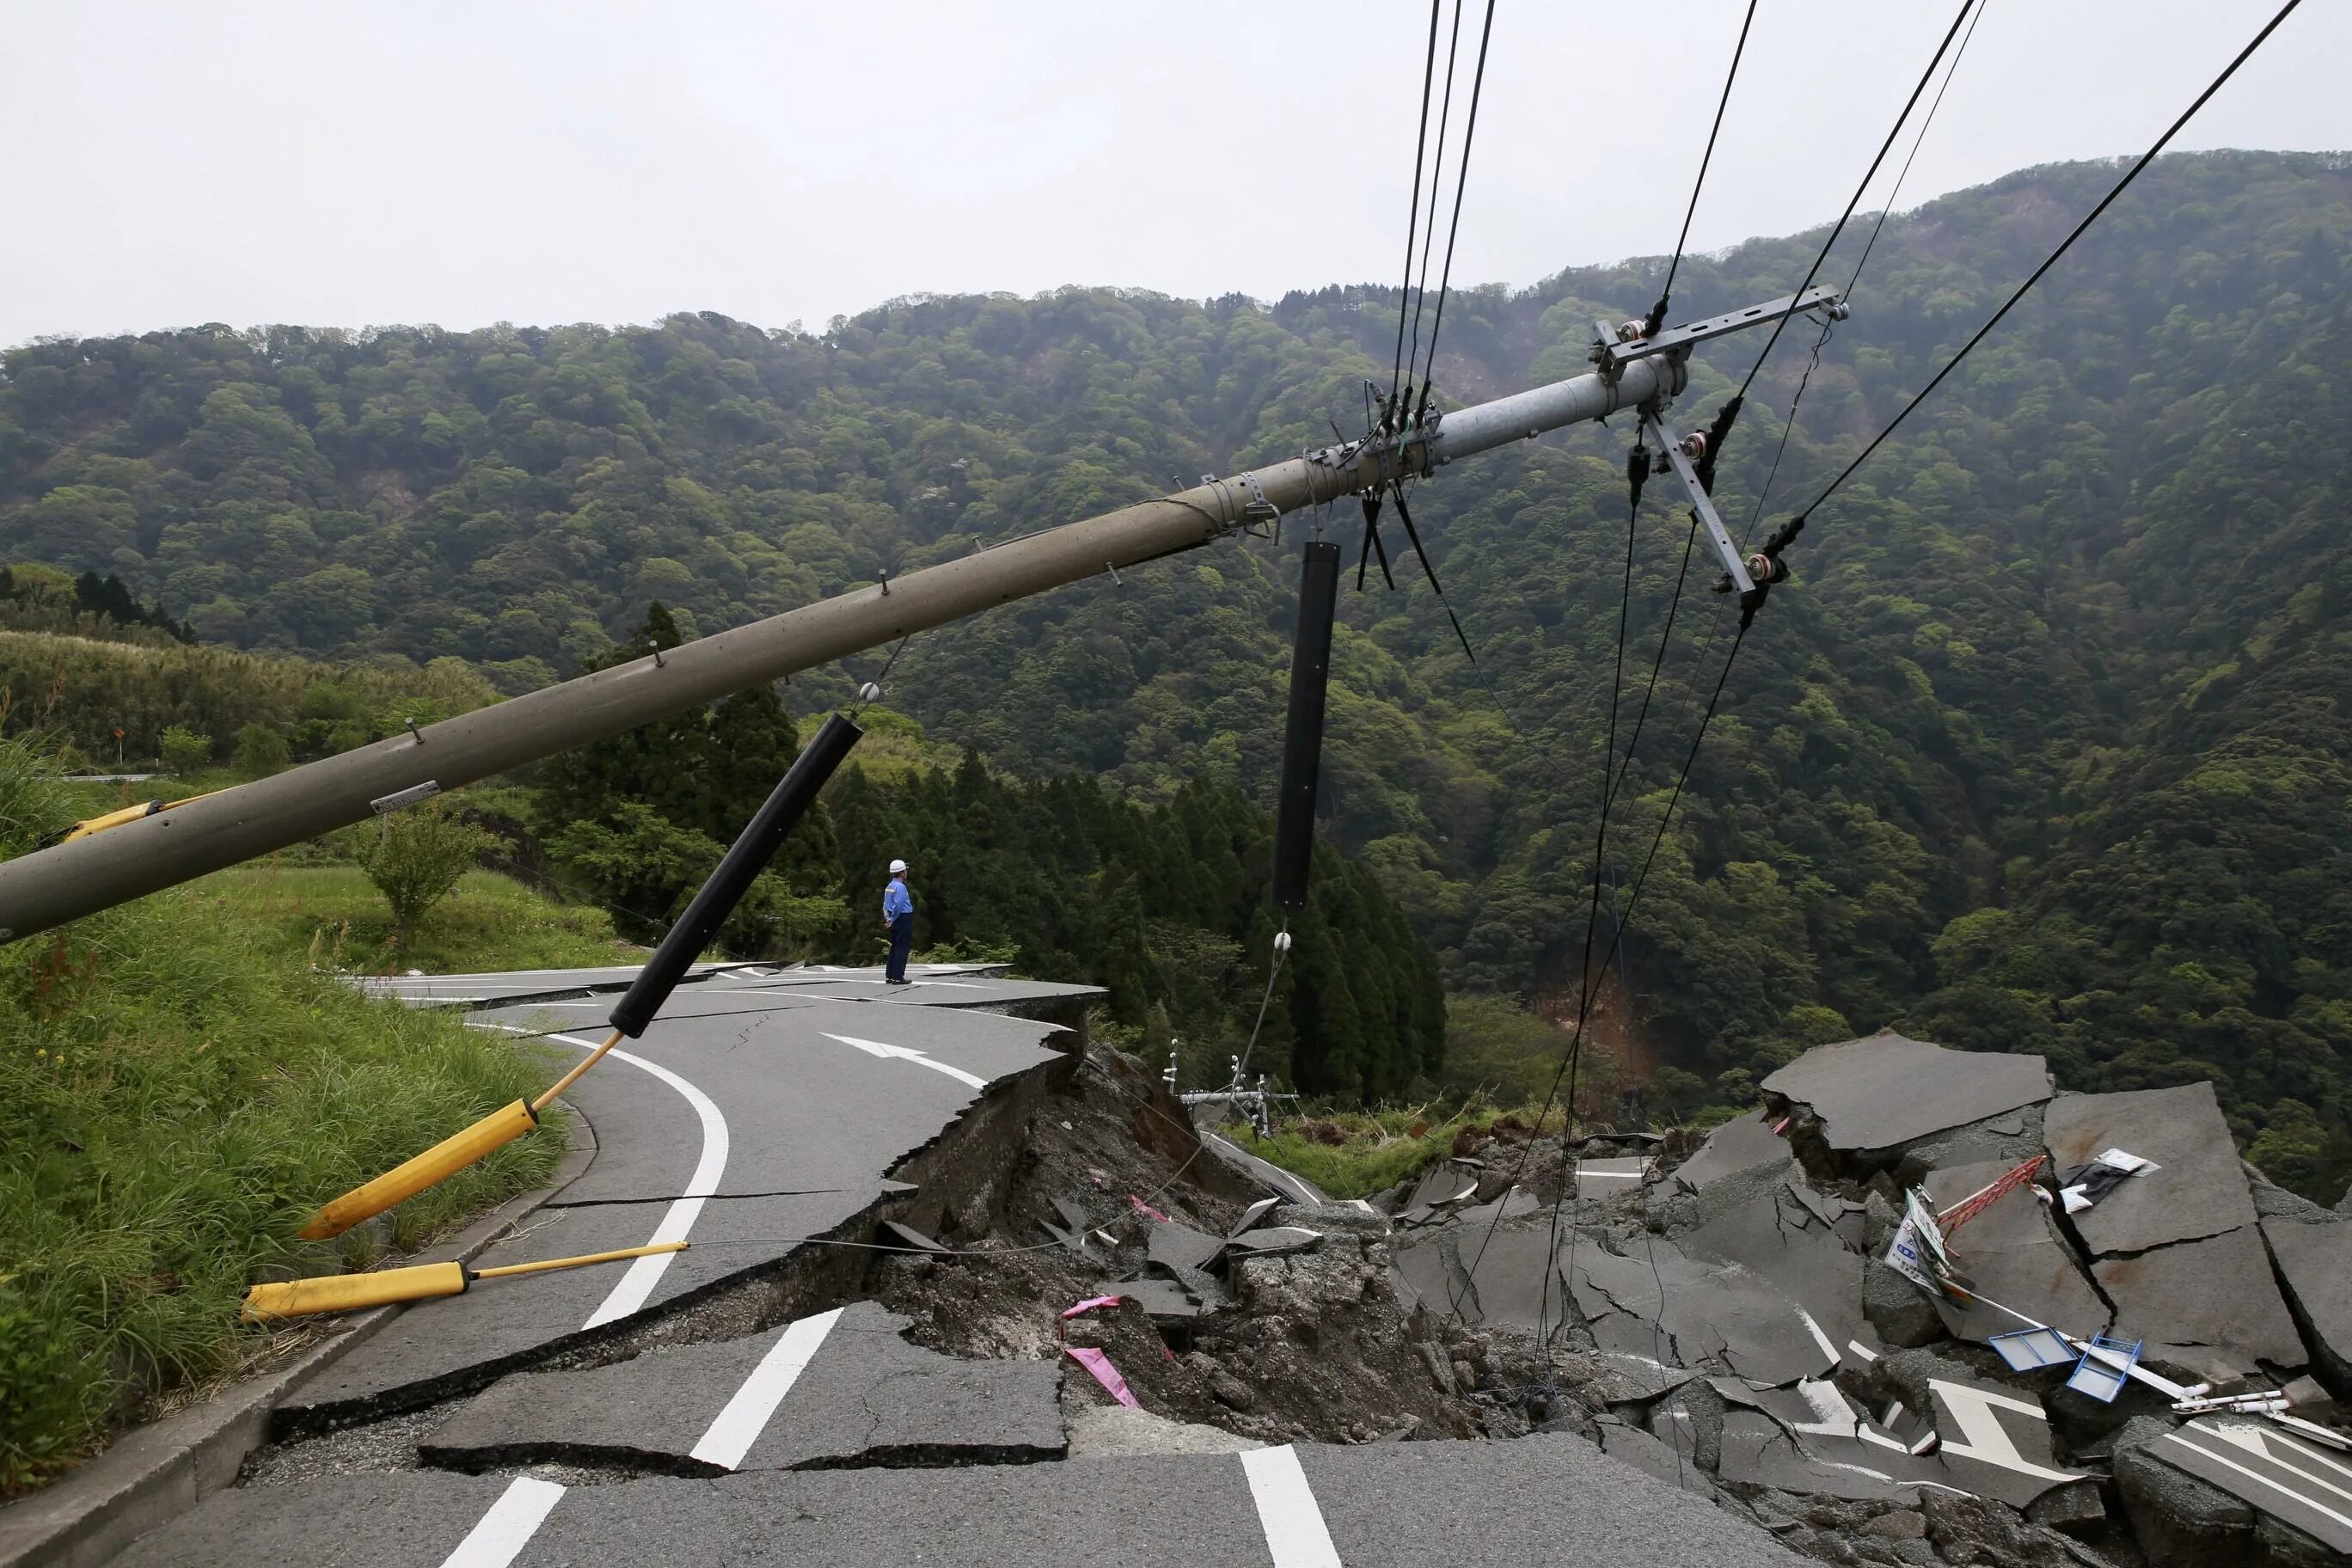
[
  {"xmin": 232, "ymin": 721, "xmax": 291, "ymax": 775},
  {"xmin": 351, "ymin": 799, "xmax": 495, "ymax": 948},
  {"xmin": 157, "ymin": 726, "xmax": 211, "ymax": 775}
]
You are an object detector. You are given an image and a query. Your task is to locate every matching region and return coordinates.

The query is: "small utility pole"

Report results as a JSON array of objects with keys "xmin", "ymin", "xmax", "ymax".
[{"xmin": 0, "ymin": 289, "xmax": 1844, "ymax": 944}]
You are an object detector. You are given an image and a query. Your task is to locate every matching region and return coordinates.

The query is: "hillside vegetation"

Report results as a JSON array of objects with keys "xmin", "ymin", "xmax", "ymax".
[{"xmin": 1, "ymin": 150, "xmax": 2346, "ymax": 1192}]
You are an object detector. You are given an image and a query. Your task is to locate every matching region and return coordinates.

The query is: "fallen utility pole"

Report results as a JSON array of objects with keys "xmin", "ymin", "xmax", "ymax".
[{"xmin": 0, "ymin": 289, "xmax": 1841, "ymax": 943}]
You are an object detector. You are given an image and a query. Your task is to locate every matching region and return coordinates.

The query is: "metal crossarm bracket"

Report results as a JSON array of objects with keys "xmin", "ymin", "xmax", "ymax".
[
  {"xmin": 1594, "ymin": 286, "xmax": 1846, "ymax": 379},
  {"xmin": 1643, "ymin": 414, "xmax": 1755, "ymax": 597}
]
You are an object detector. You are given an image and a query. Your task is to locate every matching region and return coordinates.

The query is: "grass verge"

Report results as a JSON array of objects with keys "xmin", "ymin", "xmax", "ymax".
[
  {"xmin": 0, "ymin": 744, "xmax": 570, "ymax": 1495},
  {"xmin": 196, "ymin": 862, "xmax": 637, "ymax": 972}
]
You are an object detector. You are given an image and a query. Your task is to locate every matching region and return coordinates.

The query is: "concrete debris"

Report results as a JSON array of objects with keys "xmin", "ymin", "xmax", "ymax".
[
  {"xmin": 2090, "ymin": 1222, "xmax": 2308, "ymax": 1381},
  {"xmin": 1222, "ymin": 1225, "xmax": 1323, "ymax": 1260},
  {"xmin": 1063, "ymin": 1403, "xmax": 1265, "ymax": 1456},
  {"xmin": 1671, "ymin": 1109, "xmax": 1792, "ymax": 1193},
  {"xmin": 2262, "ymin": 1216, "xmax": 2352, "ymax": 1396},
  {"xmin": 1227, "ymin": 1196, "xmax": 1282, "ymax": 1238},
  {"xmin": 2044, "ymin": 1083, "xmax": 2254, "ymax": 1254},
  {"xmin": 2117, "ymin": 1412, "xmax": 2352, "ymax": 1563},
  {"xmin": 1370, "ymin": 1031, "xmax": 2352, "ymax": 1565},
  {"xmin": 1919, "ymin": 1160, "xmax": 2110, "ymax": 1345},
  {"xmin": 1762, "ymin": 1031, "xmax": 2053, "ymax": 1155}
]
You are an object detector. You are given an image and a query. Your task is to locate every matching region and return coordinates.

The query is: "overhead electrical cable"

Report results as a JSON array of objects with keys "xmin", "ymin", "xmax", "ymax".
[
  {"xmin": 1389, "ymin": 1, "xmax": 1445, "ymax": 410},
  {"xmin": 1734, "ymin": 0, "xmax": 1978, "ymax": 402},
  {"xmin": 1403, "ymin": 0, "xmax": 1468, "ymax": 411},
  {"xmin": 1794, "ymin": 0, "xmax": 2302, "ymax": 522},
  {"xmin": 1648, "ymin": 0, "xmax": 1759, "ymax": 333},
  {"xmin": 1411, "ymin": 0, "xmax": 1498, "ymax": 417},
  {"xmin": 1727, "ymin": 0, "xmax": 1988, "ymax": 557},
  {"xmin": 1841, "ymin": 0, "xmax": 1989, "ymax": 301}
]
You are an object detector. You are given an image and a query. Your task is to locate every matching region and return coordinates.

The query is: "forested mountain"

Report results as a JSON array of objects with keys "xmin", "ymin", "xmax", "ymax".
[{"xmin": 1, "ymin": 151, "xmax": 2346, "ymax": 1190}]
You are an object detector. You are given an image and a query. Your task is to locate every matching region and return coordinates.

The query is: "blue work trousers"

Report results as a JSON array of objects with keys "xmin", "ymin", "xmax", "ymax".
[{"xmin": 886, "ymin": 912, "xmax": 914, "ymax": 980}]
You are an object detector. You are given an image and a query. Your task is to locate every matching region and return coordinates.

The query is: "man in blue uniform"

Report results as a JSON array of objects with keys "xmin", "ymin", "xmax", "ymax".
[{"xmin": 882, "ymin": 858, "xmax": 915, "ymax": 984}]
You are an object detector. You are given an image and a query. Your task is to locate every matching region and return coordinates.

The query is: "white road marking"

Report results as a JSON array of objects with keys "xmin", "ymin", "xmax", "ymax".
[
  {"xmin": 689, "ymin": 1308, "xmax": 845, "ymax": 1470},
  {"xmin": 1795, "ymin": 1308, "xmax": 1841, "ymax": 1367},
  {"xmin": 822, "ymin": 1032, "xmax": 989, "ymax": 1090},
  {"xmin": 2165, "ymin": 1430, "xmax": 2352, "ymax": 1532},
  {"xmin": 1240, "ymin": 1445, "xmax": 1344, "ymax": 1568},
  {"xmin": 1929, "ymin": 1379, "xmax": 2083, "ymax": 1485},
  {"xmin": 475, "ymin": 1025, "xmax": 731, "ymax": 1330},
  {"xmin": 440, "ymin": 1475, "xmax": 566, "ymax": 1568}
]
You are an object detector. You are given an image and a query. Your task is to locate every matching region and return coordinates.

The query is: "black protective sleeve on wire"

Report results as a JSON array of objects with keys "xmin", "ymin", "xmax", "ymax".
[
  {"xmin": 1736, "ymin": 0, "xmax": 1977, "ymax": 401},
  {"xmin": 1796, "ymin": 0, "xmax": 2301, "ymax": 520},
  {"xmin": 1390, "ymin": 1, "xmax": 1443, "ymax": 407},
  {"xmin": 1647, "ymin": 0, "xmax": 1758, "ymax": 334},
  {"xmin": 1412, "ymin": 0, "xmax": 1498, "ymax": 423}
]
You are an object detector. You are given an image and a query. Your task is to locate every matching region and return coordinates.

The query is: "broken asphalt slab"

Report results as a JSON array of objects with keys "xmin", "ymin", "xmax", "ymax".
[
  {"xmin": 1920, "ymin": 1160, "xmax": 2109, "ymax": 1345},
  {"xmin": 279, "ymin": 996, "xmax": 1066, "ymax": 1424},
  {"xmin": 2091, "ymin": 1222, "xmax": 2308, "ymax": 1380},
  {"xmin": 1671, "ymin": 1111, "xmax": 1792, "ymax": 1193},
  {"xmin": 2044, "ymin": 1082, "xmax": 2254, "ymax": 1255},
  {"xmin": 1762, "ymin": 1032, "xmax": 2052, "ymax": 1154},
  {"xmin": 2262, "ymin": 1215, "xmax": 2352, "ymax": 1394},
  {"xmin": 116, "ymin": 1433, "xmax": 1805, "ymax": 1568},
  {"xmin": 356, "ymin": 961, "xmax": 763, "ymax": 1008},
  {"xmin": 2121, "ymin": 1415, "xmax": 2352, "ymax": 1559},
  {"xmin": 417, "ymin": 1302, "xmax": 1063, "ymax": 1474}
]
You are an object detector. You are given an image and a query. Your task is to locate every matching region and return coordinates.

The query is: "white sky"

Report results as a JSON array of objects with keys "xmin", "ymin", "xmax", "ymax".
[{"xmin": 1, "ymin": 1, "xmax": 2343, "ymax": 346}]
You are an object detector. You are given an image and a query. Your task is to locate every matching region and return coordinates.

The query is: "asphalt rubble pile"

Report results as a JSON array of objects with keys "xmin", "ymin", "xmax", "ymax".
[{"xmin": 1378, "ymin": 1030, "xmax": 2352, "ymax": 1568}]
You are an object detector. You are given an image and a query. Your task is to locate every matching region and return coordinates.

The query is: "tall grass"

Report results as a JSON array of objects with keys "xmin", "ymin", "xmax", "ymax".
[
  {"xmin": 201, "ymin": 863, "xmax": 634, "ymax": 973},
  {"xmin": 0, "ymin": 739, "xmax": 566, "ymax": 1494}
]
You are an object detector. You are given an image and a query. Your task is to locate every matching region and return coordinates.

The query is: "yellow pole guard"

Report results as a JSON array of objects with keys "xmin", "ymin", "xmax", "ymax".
[
  {"xmin": 242, "ymin": 1260, "xmax": 469, "ymax": 1320},
  {"xmin": 297, "ymin": 1099, "xmax": 538, "ymax": 1240},
  {"xmin": 239, "ymin": 1242, "xmax": 686, "ymax": 1321},
  {"xmin": 533, "ymin": 1028, "xmax": 623, "ymax": 1114},
  {"xmin": 63, "ymin": 789, "xmax": 223, "ymax": 842}
]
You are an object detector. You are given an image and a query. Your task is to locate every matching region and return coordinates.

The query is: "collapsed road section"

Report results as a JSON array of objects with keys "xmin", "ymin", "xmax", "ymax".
[
  {"xmin": 1387, "ymin": 1031, "xmax": 2352, "ymax": 1565},
  {"xmin": 40, "ymin": 982, "xmax": 2352, "ymax": 1568}
]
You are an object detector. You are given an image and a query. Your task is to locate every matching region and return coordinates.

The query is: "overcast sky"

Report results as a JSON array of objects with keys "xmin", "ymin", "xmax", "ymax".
[{"xmin": 2, "ymin": 2, "xmax": 2343, "ymax": 346}]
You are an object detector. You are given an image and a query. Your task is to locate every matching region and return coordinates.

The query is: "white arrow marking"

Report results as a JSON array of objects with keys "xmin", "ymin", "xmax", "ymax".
[{"xmin": 823, "ymin": 1032, "xmax": 989, "ymax": 1090}]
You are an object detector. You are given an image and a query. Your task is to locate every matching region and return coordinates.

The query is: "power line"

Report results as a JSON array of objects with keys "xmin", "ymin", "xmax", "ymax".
[
  {"xmin": 1411, "ymin": 0, "xmax": 1498, "ymax": 412},
  {"xmin": 1735, "ymin": 0, "xmax": 1978, "ymax": 401},
  {"xmin": 1650, "ymin": 0, "xmax": 1758, "ymax": 331},
  {"xmin": 1402, "ymin": 0, "xmax": 1468, "ymax": 409},
  {"xmin": 1795, "ymin": 0, "xmax": 2302, "ymax": 522},
  {"xmin": 1388, "ymin": 2, "xmax": 1443, "ymax": 407},
  {"xmin": 1841, "ymin": 0, "xmax": 1990, "ymax": 299}
]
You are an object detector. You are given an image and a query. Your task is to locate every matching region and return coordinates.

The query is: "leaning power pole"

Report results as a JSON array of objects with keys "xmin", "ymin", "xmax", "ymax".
[{"xmin": 0, "ymin": 288, "xmax": 1844, "ymax": 944}]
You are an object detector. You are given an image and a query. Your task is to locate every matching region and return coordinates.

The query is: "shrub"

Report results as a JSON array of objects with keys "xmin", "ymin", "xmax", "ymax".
[
  {"xmin": 157, "ymin": 726, "xmax": 210, "ymax": 775},
  {"xmin": 349, "ymin": 799, "xmax": 495, "ymax": 948}
]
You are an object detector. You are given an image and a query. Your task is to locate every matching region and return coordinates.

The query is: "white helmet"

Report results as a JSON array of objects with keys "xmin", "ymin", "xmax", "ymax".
[{"xmin": 888, "ymin": 859, "xmax": 908, "ymax": 874}]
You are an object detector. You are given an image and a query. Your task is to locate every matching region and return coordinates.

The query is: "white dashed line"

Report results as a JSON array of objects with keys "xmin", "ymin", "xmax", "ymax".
[
  {"xmin": 689, "ymin": 1308, "xmax": 845, "ymax": 1470},
  {"xmin": 440, "ymin": 1475, "xmax": 566, "ymax": 1568},
  {"xmin": 1240, "ymin": 1445, "xmax": 1344, "ymax": 1568}
]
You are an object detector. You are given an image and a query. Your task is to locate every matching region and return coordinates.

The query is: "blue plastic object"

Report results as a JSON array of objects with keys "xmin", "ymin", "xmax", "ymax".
[{"xmin": 2066, "ymin": 1334, "xmax": 2142, "ymax": 1402}]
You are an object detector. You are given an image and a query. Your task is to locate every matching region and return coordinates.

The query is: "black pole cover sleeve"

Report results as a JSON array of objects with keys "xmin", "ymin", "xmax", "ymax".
[
  {"xmin": 1273, "ymin": 541, "xmax": 1340, "ymax": 913},
  {"xmin": 609, "ymin": 712, "xmax": 863, "ymax": 1037}
]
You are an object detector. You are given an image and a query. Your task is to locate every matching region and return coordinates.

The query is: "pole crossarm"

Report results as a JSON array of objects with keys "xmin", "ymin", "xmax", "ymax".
[
  {"xmin": 1642, "ymin": 414, "xmax": 1756, "ymax": 597},
  {"xmin": 1593, "ymin": 286, "xmax": 1846, "ymax": 381}
]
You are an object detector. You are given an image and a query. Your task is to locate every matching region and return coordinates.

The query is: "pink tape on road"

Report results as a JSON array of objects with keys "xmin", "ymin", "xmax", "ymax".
[
  {"xmin": 1129, "ymin": 1195, "xmax": 1171, "ymax": 1222},
  {"xmin": 1061, "ymin": 1294, "xmax": 1127, "ymax": 1320},
  {"xmin": 1064, "ymin": 1345, "xmax": 1140, "ymax": 1408}
]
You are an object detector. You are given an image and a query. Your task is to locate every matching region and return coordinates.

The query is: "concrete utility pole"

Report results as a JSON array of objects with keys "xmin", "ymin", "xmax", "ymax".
[{"xmin": 0, "ymin": 289, "xmax": 1841, "ymax": 943}]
